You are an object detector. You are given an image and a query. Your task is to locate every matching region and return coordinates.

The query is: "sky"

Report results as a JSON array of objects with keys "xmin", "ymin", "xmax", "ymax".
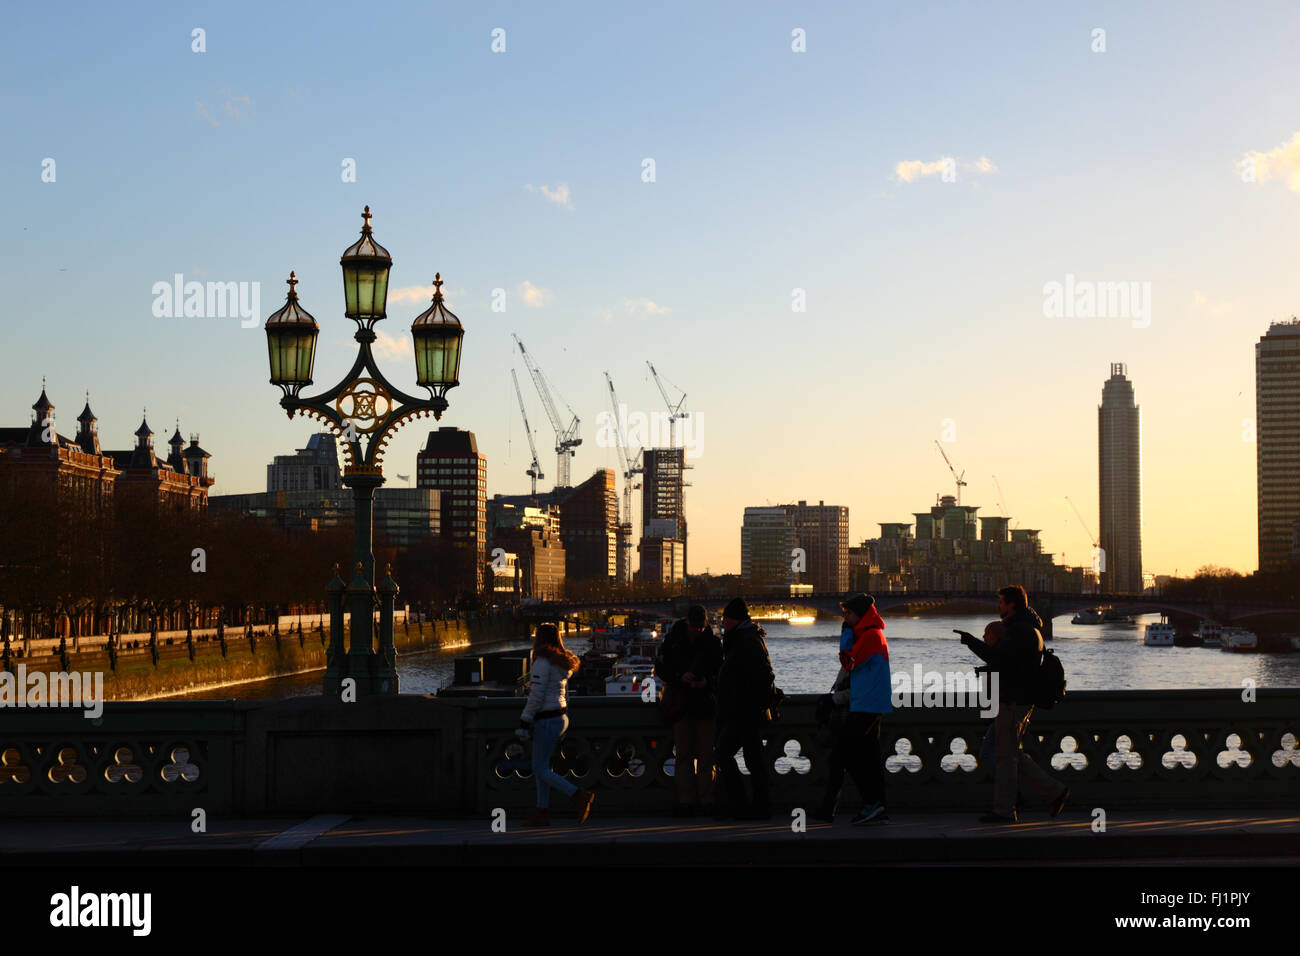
[{"xmin": 5, "ymin": 1, "xmax": 1300, "ymax": 577}]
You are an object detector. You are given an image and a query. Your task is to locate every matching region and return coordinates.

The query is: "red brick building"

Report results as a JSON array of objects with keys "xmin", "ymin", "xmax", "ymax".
[{"xmin": 0, "ymin": 385, "xmax": 214, "ymax": 512}]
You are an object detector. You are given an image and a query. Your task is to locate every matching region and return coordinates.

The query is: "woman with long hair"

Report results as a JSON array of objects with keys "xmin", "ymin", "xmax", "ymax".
[{"xmin": 516, "ymin": 623, "xmax": 595, "ymax": 826}]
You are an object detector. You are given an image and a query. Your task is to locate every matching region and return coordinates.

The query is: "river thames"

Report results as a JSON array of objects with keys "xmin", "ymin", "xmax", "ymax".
[{"xmin": 168, "ymin": 612, "xmax": 1300, "ymax": 700}]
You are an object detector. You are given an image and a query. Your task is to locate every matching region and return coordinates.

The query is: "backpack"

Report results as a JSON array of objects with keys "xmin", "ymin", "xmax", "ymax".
[{"xmin": 1031, "ymin": 647, "xmax": 1067, "ymax": 709}]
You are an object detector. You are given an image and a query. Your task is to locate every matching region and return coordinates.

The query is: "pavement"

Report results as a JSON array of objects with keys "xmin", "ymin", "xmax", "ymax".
[{"xmin": 5, "ymin": 809, "xmax": 1299, "ymax": 866}]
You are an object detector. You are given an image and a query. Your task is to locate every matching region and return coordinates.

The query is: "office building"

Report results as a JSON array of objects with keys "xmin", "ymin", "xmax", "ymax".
[
  {"xmin": 739, "ymin": 500, "xmax": 848, "ymax": 592},
  {"xmin": 417, "ymin": 427, "xmax": 487, "ymax": 587},
  {"xmin": 489, "ymin": 469, "xmax": 618, "ymax": 583},
  {"xmin": 640, "ymin": 447, "xmax": 686, "ymax": 582},
  {"xmin": 741, "ymin": 506, "xmax": 798, "ymax": 588},
  {"xmin": 267, "ymin": 433, "xmax": 342, "ymax": 492}
]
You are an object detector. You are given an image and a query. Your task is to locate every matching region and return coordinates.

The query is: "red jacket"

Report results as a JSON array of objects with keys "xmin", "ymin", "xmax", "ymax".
[{"xmin": 840, "ymin": 607, "xmax": 889, "ymax": 670}]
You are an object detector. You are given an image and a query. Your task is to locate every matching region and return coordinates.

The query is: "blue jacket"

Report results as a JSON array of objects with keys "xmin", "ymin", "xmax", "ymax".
[{"xmin": 839, "ymin": 607, "xmax": 892, "ymax": 715}]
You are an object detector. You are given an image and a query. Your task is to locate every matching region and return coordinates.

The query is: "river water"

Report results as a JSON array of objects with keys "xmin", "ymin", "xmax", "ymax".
[{"xmin": 166, "ymin": 612, "xmax": 1300, "ymax": 700}]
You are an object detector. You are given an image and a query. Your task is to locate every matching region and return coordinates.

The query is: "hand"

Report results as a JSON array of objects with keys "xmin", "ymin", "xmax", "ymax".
[
  {"xmin": 838, "ymin": 649, "xmax": 851, "ymax": 669},
  {"xmin": 954, "ymin": 630, "xmax": 975, "ymax": 644},
  {"xmin": 514, "ymin": 727, "xmax": 530, "ymax": 741}
]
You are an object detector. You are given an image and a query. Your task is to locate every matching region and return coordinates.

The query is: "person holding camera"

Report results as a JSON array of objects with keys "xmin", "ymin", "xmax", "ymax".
[
  {"xmin": 656, "ymin": 604, "xmax": 724, "ymax": 816},
  {"xmin": 956, "ymin": 586, "xmax": 1068, "ymax": 823},
  {"xmin": 714, "ymin": 598, "xmax": 776, "ymax": 820},
  {"xmin": 516, "ymin": 623, "xmax": 596, "ymax": 827},
  {"xmin": 816, "ymin": 592, "xmax": 892, "ymax": 825}
]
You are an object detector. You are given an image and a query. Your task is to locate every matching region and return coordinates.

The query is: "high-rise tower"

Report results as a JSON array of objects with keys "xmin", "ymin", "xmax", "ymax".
[
  {"xmin": 1256, "ymin": 319, "xmax": 1300, "ymax": 573},
  {"xmin": 1098, "ymin": 363, "xmax": 1142, "ymax": 593}
]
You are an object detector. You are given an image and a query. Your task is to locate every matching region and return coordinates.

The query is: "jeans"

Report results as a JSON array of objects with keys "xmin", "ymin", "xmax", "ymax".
[
  {"xmin": 993, "ymin": 703, "xmax": 1065, "ymax": 816},
  {"xmin": 822, "ymin": 712, "xmax": 885, "ymax": 811},
  {"xmin": 532, "ymin": 714, "xmax": 577, "ymax": 809},
  {"xmin": 672, "ymin": 716, "xmax": 716, "ymax": 806},
  {"xmin": 979, "ymin": 723, "xmax": 996, "ymax": 766},
  {"xmin": 715, "ymin": 719, "xmax": 770, "ymax": 812}
]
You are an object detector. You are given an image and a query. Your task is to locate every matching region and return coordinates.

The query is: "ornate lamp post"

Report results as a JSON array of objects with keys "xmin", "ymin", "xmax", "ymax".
[{"xmin": 264, "ymin": 206, "xmax": 465, "ymax": 695}]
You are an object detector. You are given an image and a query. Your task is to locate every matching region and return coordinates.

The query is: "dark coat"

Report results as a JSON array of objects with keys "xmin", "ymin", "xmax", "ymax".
[
  {"xmin": 716, "ymin": 620, "xmax": 775, "ymax": 723},
  {"xmin": 656, "ymin": 620, "xmax": 723, "ymax": 719},
  {"xmin": 962, "ymin": 605, "xmax": 1044, "ymax": 704}
]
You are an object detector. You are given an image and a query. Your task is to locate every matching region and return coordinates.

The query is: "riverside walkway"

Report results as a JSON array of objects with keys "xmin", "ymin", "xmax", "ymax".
[{"xmin": 5, "ymin": 810, "xmax": 1298, "ymax": 866}]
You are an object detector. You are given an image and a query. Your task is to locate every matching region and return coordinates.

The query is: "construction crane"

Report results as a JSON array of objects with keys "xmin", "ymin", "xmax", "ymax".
[
  {"xmin": 934, "ymin": 440, "xmax": 967, "ymax": 505},
  {"xmin": 646, "ymin": 361, "xmax": 688, "ymax": 449},
  {"xmin": 513, "ymin": 334, "xmax": 581, "ymax": 488},
  {"xmin": 511, "ymin": 368, "xmax": 544, "ymax": 495},
  {"xmin": 1065, "ymin": 495, "xmax": 1098, "ymax": 548},
  {"xmin": 991, "ymin": 475, "xmax": 1008, "ymax": 516},
  {"xmin": 992, "ymin": 474, "xmax": 1020, "ymax": 529},
  {"xmin": 605, "ymin": 371, "xmax": 643, "ymax": 584}
]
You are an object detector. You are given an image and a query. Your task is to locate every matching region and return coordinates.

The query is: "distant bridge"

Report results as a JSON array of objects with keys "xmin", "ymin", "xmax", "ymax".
[{"xmin": 527, "ymin": 590, "xmax": 1300, "ymax": 640}]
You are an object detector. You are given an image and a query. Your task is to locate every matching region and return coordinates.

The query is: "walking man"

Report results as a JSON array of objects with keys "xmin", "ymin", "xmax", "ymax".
[
  {"xmin": 656, "ymin": 604, "xmax": 723, "ymax": 816},
  {"xmin": 817, "ymin": 593, "xmax": 891, "ymax": 825},
  {"xmin": 958, "ymin": 585, "xmax": 1069, "ymax": 823},
  {"xmin": 714, "ymin": 598, "xmax": 775, "ymax": 820}
]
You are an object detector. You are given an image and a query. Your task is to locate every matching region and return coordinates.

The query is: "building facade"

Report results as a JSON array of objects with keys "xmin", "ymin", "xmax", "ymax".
[
  {"xmin": 209, "ymin": 487, "xmax": 439, "ymax": 547},
  {"xmin": 489, "ymin": 470, "xmax": 618, "ymax": 585},
  {"xmin": 267, "ymin": 433, "xmax": 342, "ymax": 492},
  {"xmin": 741, "ymin": 506, "xmax": 798, "ymax": 588},
  {"xmin": 417, "ymin": 427, "xmax": 487, "ymax": 588},
  {"xmin": 0, "ymin": 387, "xmax": 213, "ymax": 514},
  {"xmin": 640, "ymin": 448, "xmax": 686, "ymax": 582},
  {"xmin": 855, "ymin": 494, "xmax": 1089, "ymax": 594},
  {"xmin": 1256, "ymin": 319, "xmax": 1300, "ymax": 572},
  {"xmin": 1098, "ymin": 363, "xmax": 1143, "ymax": 593},
  {"xmin": 740, "ymin": 500, "xmax": 848, "ymax": 592}
]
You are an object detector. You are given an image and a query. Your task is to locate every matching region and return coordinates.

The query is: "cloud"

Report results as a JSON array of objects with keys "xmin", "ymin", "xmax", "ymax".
[
  {"xmin": 524, "ymin": 183, "xmax": 573, "ymax": 208},
  {"xmin": 1238, "ymin": 131, "xmax": 1300, "ymax": 192},
  {"xmin": 388, "ymin": 284, "xmax": 466, "ymax": 304},
  {"xmin": 371, "ymin": 330, "xmax": 413, "ymax": 360},
  {"xmin": 596, "ymin": 307, "xmax": 614, "ymax": 322},
  {"xmin": 195, "ymin": 102, "xmax": 219, "ymax": 127},
  {"xmin": 219, "ymin": 89, "xmax": 252, "ymax": 120},
  {"xmin": 893, "ymin": 155, "xmax": 996, "ymax": 183},
  {"xmin": 1192, "ymin": 290, "xmax": 1235, "ymax": 317},
  {"xmin": 624, "ymin": 298, "xmax": 670, "ymax": 316},
  {"xmin": 518, "ymin": 280, "xmax": 554, "ymax": 307}
]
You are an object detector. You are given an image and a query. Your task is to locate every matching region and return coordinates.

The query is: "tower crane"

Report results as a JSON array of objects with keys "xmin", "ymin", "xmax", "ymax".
[
  {"xmin": 605, "ymin": 371, "xmax": 643, "ymax": 584},
  {"xmin": 934, "ymin": 440, "xmax": 967, "ymax": 505},
  {"xmin": 992, "ymin": 474, "xmax": 1019, "ymax": 529},
  {"xmin": 646, "ymin": 361, "xmax": 688, "ymax": 449},
  {"xmin": 513, "ymin": 334, "xmax": 581, "ymax": 488},
  {"xmin": 1065, "ymin": 495, "xmax": 1099, "ymax": 549},
  {"xmin": 511, "ymin": 368, "xmax": 544, "ymax": 495}
]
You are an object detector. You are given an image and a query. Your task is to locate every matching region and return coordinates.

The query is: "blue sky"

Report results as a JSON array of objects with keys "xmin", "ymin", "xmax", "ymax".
[{"xmin": 5, "ymin": 1, "xmax": 1300, "ymax": 575}]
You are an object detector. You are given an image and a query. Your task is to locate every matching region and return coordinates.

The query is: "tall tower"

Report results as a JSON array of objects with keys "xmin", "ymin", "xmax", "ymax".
[
  {"xmin": 1255, "ymin": 319, "xmax": 1300, "ymax": 572},
  {"xmin": 1098, "ymin": 363, "xmax": 1142, "ymax": 592},
  {"xmin": 639, "ymin": 447, "xmax": 686, "ymax": 582},
  {"xmin": 417, "ymin": 427, "xmax": 487, "ymax": 590}
]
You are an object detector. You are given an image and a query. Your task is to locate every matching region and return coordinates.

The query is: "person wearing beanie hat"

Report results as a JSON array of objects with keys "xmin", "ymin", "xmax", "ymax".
[
  {"xmin": 714, "ymin": 598, "xmax": 776, "ymax": 820},
  {"xmin": 816, "ymin": 593, "xmax": 891, "ymax": 826},
  {"xmin": 722, "ymin": 597, "xmax": 749, "ymax": 622}
]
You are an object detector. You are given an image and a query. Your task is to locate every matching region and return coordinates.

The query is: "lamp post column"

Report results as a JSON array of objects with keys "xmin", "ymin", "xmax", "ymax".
[{"xmin": 344, "ymin": 470, "xmax": 383, "ymax": 694}]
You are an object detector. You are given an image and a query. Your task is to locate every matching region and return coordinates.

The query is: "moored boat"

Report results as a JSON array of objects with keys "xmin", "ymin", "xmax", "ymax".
[
  {"xmin": 1196, "ymin": 622, "xmax": 1222, "ymax": 647},
  {"xmin": 1143, "ymin": 622, "xmax": 1175, "ymax": 647},
  {"xmin": 1220, "ymin": 627, "xmax": 1259, "ymax": 652}
]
